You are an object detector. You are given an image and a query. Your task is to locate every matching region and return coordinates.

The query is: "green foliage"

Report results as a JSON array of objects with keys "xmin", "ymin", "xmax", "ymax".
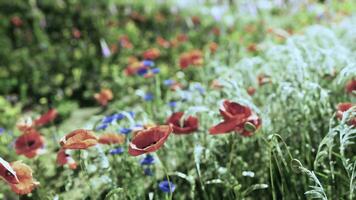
[{"xmin": 0, "ymin": 1, "xmax": 355, "ymax": 200}]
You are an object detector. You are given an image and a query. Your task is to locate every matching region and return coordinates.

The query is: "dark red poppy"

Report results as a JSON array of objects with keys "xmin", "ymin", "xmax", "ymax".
[
  {"xmin": 209, "ymin": 100, "xmax": 261, "ymax": 136},
  {"xmin": 336, "ymin": 103, "xmax": 356, "ymax": 126},
  {"xmin": 0, "ymin": 157, "xmax": 19, "ymax": 184},
  {"xmin": 11, "ymin": 16, "xmax": 23, "ymax": 27},
  {"xmin": 345, "ymin": 79, "xmax": 356, "ymax": 94},
  {"xmin": 72, "ymin": 28, "xmax": 81, "ymax": 39},
  {"xmin": 15, "ymin": 128, "xmax": 44, "ymax": 158},
  {"xmin": 34, "ymin": 109, "xmax": 58, "ymax": 127},
  {"xmin": 143, "ymin": 48, "xmax": 160, "ymax": 60},
  {"xmin": 166, "ymin": 112, "xmax": 198, "ymax": 134},
  {"xmin": 128, "ymin": 125, "xmax": 172, "ymax": 156},
  {"xmin": 56, "ymin": 149, "xmax": 77, "ymax": 170}
]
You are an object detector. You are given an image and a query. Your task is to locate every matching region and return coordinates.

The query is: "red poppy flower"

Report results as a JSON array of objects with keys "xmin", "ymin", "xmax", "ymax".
[
  {"xmin": 9, "ymin": 161, "xmax": 39, "ymax": 195},
  {"xmin": 72, "ymin": 28, "xmax": 81, "ymax": 39},
  {"xmin": 257, "ymin": 74, "xmax": 272, "ymax": 86},
  {"xmin": 211, "ymin": 27, "xmax": 220, "ymax": 36},
  {"xmin": 209, "ymin": 100, "xmax": 261, "ymax": 136},
  {"xmin": 119, "ymin": 35, "xmax": 133, "ymax": 49},
  {"xmin": 345, "ymin": 79, "xmax": 356, "ymax": 94},
  {"xmin": 156, "ymin": 37, "xmax": 170, "ymax": 48},
  {"xmin": 33, "ymin": 109, "xmax": 58, "ymax": 127},
  {"xmin": 60, "ymin": 129, "xmax": 98, "ymax": 150},
  {"xmin": 191, "ymin": 16, "xmax": 201, "ymax": 25},
  {"xmin": 16, "ymin": 117, "xmax": 34, "ymax": 132},
  {"xmin": 130, "ymin": 11, "xmax": 146, "ymax": 22},
  {"xmin": 94, "ymin": 89, "xmax": 113, "ymax": 106},
  {"xmin": 56, "ymin": 149, "xmax": 77, "ymax": 170},
  {"xmin": 336, "ymin": 103, "xmax": 356, "ymax": 126},
  {"xmin": 179, "ymin": 53, "xmax": 191, "ymax": 69},
  {"xmin": 143, "ymin": 48, "xmax": 160, "ymax": 60},
  {"xmin": 124, "ymin": 61, "xmax": 142, "ymax": 76},
  {"xmin": 177, "ymin": 34, "xmax": 188, "ymax": 43},
  {"xmin": 209, "ymin": 42, "xmax": 218, "ymax": 54},
  {"xmin": 247, "ymin": 43, "xmax": 258, "ymax": 52},
  {"xmin": 166, "ymin": 112, "xmax": 198, "ymax": 134},
  {"xmin": 15, "ymin": 129, "xmax": 45, "ymax": 158},
  {"xmin": 0, "ymin": 157, "xmax": 19, "ymax": 184},
  {"xmin": 179, "ymin": 50, "xmax": 203, "ymax": 69},
  {"xmin": 247, "ymin": 86, "xmax": 256, "ymax": 96},
  {"xmin": 98, "ymin": 133, "xmax": 125, "ymax": 145},
  {"xmin": 11, "ymin": 16, "xmax": 23, "ymax": 27},
  {"xmin": 128, "ymin": 125, "xmax": 172, "ymax": 156}
]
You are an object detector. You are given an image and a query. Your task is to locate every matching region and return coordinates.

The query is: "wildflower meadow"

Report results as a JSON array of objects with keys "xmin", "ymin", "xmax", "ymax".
[{"xmin": 0, "ymin": 0, "xmax": 355, "ymax": 199}]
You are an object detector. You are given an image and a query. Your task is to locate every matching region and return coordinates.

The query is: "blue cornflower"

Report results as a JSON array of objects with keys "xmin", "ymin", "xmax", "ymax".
[
  {"xmin": 109, "ymin": 147, "xmax": 124, "ymax": 155},
  {"xmin": 163, "ymin": 79, "xmax": 174, "ymax": 86},
  {"xmin": 113, "ymin": 113, "xmax": 125, "ymax": 121},
  {"xmin": 96, "ymin": 124, "xmax": 108, "ymax": 131},
  {"xmin": 140, "ymin": 154, "xmax": 155, "ymax": 165},
  {"xmin": 137, "ymin": 67, "xmax": 148, "ymax": 76},
  {"xmin": 194, "ymin": 83, "xmax": 205, "ymax": 94},
  {"xmin": 143, "ymin": 92, "xmax": 154, "ymax": 101},
  {"xmin": 0, "ymin": 128, "xmax": 4, "ymax": 135},
  {"xmin": 129, "ymin": 111, "xmax": 135, "ymax": 117},
  {"xmin": 119, "ymin": 128, "xmax": 132, "ymax": 135},
  {"xmin": 144, "ymin": 168, "xmax": 153, "ymax": 176},
  {"xmin": 102, "ymin": 115, "xmax": 116, "ymax": 124},
  {"xmin": 143, "ymin": 60, "xmax": 154, "ymax": 67},
  {"xmin": 159, "ymin": 180, "xmax": 176, "ymax": 193},
  {"xmin": 168, "ymin": 101, "xmax": 177, "ymax": 107},
  {"xmin": 151, "ymin": 68, "xmax": 160, "ymax": 74}
]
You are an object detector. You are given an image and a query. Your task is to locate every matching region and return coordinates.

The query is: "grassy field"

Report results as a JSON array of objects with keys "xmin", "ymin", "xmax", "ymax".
[{"xmin": 0, "ymin": 0, "xmax": 355, "ymax": 199}]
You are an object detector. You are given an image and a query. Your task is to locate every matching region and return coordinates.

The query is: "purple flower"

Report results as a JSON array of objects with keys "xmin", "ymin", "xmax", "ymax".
[
  {"xmin": 110, "ymin": 147, "xmax": 124, "ymax": 155},
  {"xmin": 151, "ymin": 68, "xmax": 160, "ymax": 74},
  {"xmin": 102, "ymin": 115, "xmax": 116, "ymax": 124},
  {"xmin": 113, "ymin": 113, "xmax": 125, "ymax": 121},
  {"xmin": 143, "ymin": 60, "xmax": 155, "ymax": 67},
  {"xmin": 159, "ymin": 180, "xmax": 176, "ymax": 193},
  {"xmin": 164, "ymin": 79, "xmax": 174, "ymax": 86},
  {"xmin": 137, "ymin": 67, "xmax": 148, "ymax": 76},
  {"xmin": 0, "ymin": 128, "xmax": 4, "ymax": 135},
  {"xmin": 143, "ymin": 92, "xmax": 154, "ymax": 101},
  {"xmin": 119, "ymin": 128, "xmax": 132, "ymax": 135},
  {"xmin": 102, "ymin": 113, "xmax": 125, "ymax": 124},
  {"xmin": 128, "ymin": 111, "xmax": 135, "ymax": 117},
  {"xmin": 100, "ymin": 39, "xmax": 111, "ymax": 58},
  {"xmin": 194, "ymin": 83, "xmax": 205, "ymax": 94},
  {"xmin": 168, "ymin": 101, "xmax": 177, "ymax": 107},
  {"xmin": 96, "ymin": 124, "xmax": 108, "ymax": 131},
  {"xmin": 140, "ymin": 154, "xmax": 155, "ymax": 165}
]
